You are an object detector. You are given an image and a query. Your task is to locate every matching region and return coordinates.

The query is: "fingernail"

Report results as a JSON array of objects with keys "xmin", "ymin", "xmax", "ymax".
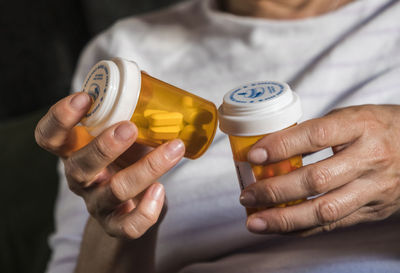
[
  {"xmin": 248, "ymin": 148, "xmax": 268, "ymax": 164},
  {"xmin": 150, "ymin": 183, "xmax": 164, "ymax": 201},
  {"xmin": 114, "ymin": 123, "xmax": 135, "ymax": 141},
  {"xmin": 240, "ymin": 191, "xmax": 256, "ymax": 207},
  {"xmin": 247, "ymin": 218, "xmax": 267, "ymax": 232},
  {"xmin": 165, "ymin": 139, "xmax": 185, "ymax": 160},
  {"xmin": 70, "ymin": 93, "xmax": 90, "ymax": 110}
]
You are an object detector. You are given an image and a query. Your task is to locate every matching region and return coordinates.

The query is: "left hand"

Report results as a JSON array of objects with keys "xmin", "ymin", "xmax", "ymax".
[{"xmin": 240, "ymin": 104, "xmax": 400, "ymax": 236}]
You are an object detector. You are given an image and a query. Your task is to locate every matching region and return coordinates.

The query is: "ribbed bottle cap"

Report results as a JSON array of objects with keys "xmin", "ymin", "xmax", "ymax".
[
  {"xmin": 81, "ymin": 58, "xmax": 142, "ymax": 136},
  {"xmin": 218, "ymin": 81, "xmax": 302, "ymax": 136}
]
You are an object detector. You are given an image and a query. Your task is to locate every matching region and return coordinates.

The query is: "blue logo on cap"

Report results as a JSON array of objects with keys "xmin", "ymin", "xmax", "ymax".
[
  {"xmin": 230, "ymin": 82, "xmax": 284, "ymax": 104},
  {"xmin": 83, "ymin": 64, "xmax": 110, "ymax": 118},
  {"xmin": 237, "ymin": 87, "xmax": 265, "ymax": 99},
  {"xmin": 88, "ymin": 83, "xmax": 100, "ymax": 101}
]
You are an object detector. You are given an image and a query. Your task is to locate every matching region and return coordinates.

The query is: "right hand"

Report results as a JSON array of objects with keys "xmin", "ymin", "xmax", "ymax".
[{"xmin": 35, "ymin": 92, "xmax": 185, "ymax": 239}]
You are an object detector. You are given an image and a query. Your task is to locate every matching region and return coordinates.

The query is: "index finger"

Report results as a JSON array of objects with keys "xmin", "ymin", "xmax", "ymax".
[
  {"xmin": 35, "ymin": 92, "xmax": 91, "ymax": 157},
  {"xmin": 248, "ymin": 108, "xmax": 365, "ymax": 164}
]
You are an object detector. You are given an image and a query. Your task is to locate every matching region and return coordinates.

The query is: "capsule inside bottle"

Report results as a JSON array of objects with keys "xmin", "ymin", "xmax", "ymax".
[{"xmin": 131, "ymin": 72, "xmax": 218, "ymax": 159}]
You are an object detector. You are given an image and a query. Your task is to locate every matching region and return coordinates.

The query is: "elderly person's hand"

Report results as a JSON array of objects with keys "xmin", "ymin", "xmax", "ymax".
[
  {"xmin": 35, "ymin": 92, "xmax": 185, "ymax": 239},
  {"xmin": 240, "ymin": 105, "xmax": 400, "ymax": 236}
]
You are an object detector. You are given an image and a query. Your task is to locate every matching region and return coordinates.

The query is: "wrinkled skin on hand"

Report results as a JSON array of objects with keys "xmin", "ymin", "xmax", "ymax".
[
  {"xmin": 241, "ymin": 105, "xmax": 400, "ymax": 236},
  {"xmin": 35, "ymin": 92, "xmax": 185, "ymax": 239}
]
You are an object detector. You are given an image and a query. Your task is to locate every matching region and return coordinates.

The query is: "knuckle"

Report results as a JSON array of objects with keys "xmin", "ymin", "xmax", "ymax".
[
  {"xmin": 49, "ymin": 104, "xmax": 69, "ymax": 130},
  {"xmin": 263, "ymin": 183, "xmax": 280, "ymax": 204},
  {"xmin": 384, "ymin": 178, "xmax": 399, "ymax": 195},
  {"xmin": 276, "ymin": 210, "xmax": 293, "ymax": 232},
  {"xmin": 376, "ymin": 179, "xmax": 397, "ymax": 197},
  {"xmin": 315, "ymin": 199, "xmax": 340, "ymax": 225},
  {"xmin": 276, "ymin": 135, "xmax": 292, "ymax": 158},
  {"xmin": 35, "ymin": 121, "xmax": 61, "ymax": 152},
  {"xmin": 66, "ymin": 171, "xmax": 95, "ymax": 197},
  {"xmin": 34, "ymin": 124, "xmax": 50, "ymax": 150},
  {"xmin": 360, "ymin": 108, "xmax": 381, "ymax": 131},
  {"xmin": 109, "ymin": 175, "xmax": 130, "ymax": 202},
  {"xmin": 360, "ymin": 109, "xmax": 393, "ymax": 167},
  {"xmin": 367, "ymin": 140, "xmax": 393, "ymax": 168},
  {"xmin": 307, "ymin": 123, "xmax": 329, "ymax": 149},
  {"xmin": 65, "ymin": 156, "xmax": 87, "ymax": 184},
  {"xmin": 306, "ymin": 166, "xmax": 331, "ymax": 195},
  {"xmin": 144, "ymin": 155, "xmax": 164, "ymax": 178},
  {"xmin": 91, "ymin": 137, "xmax": 114, "ymax": 162}
]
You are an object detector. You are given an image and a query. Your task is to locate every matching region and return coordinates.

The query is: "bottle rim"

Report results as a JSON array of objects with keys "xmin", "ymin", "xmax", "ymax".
[
  {"xmin": 80, "ymin": 58, "xmax": 142, "ymax": 136},
  {"xmin": 218, "ymin": 81, "xmax": 302, "ymax": 136}
]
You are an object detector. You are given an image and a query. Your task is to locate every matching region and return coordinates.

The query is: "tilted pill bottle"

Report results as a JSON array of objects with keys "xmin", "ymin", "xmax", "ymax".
[
  {"xmin": 218, "ymin": 81, "xmax": 304, "ymax": 215},
  {"xmin": 80, "ymin": 58, "xmax": 218, "ymax": 159}
]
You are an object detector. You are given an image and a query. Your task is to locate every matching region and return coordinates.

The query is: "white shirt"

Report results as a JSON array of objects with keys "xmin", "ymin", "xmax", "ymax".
[{"xmin": 47, "ymin": 0, "xmax": 400, "ymax": 272}]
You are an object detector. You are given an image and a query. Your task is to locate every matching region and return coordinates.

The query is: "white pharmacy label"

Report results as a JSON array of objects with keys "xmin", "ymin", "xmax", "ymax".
[{"xmin": 235, "ymin": 161, "xmax": 256, "ymax": 190}]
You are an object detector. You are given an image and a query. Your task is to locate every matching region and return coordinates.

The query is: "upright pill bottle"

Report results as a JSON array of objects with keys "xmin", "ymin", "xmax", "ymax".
[
  {"xmin": 218, "ymin": 81, "xmax": 303, "ymax": 215},
  {"xmin": 80, "ymin": 58, "xmax": 218, "ymax": 159}
]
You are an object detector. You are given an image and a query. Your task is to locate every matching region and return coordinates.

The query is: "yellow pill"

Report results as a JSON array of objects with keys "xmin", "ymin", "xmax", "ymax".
[
  {"xmin": 149, "ymin": 112, "xmax": 183, "ymax": 127},
  {"xmin": 183, "ymin": 108, "xmax": 213, "ymax": 125},
  {"xmin": 148, "ymin": 126, "xmax": 181, "ymax": 140},
  {"xmin": 179, "ymin": 125, "xmax": 204, "ymax": 141},
  {"xmin": 143, "ymin": 109, "xmax": 167, "ymax": 118}
]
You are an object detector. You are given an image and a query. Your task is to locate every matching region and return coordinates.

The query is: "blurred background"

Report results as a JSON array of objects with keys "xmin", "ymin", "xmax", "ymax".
[{"xmin": 0, "ymin": 0, "xmax": 181, "ymax": 272}]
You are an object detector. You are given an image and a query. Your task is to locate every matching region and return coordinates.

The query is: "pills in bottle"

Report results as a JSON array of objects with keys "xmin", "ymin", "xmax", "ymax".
[
  {"xmin": 80, "ymin": 58, "xmax": 218, "ymax": 159},
  {"xmin": 218, "ymin": 81, "xmax": 304, "ymax": 215}
]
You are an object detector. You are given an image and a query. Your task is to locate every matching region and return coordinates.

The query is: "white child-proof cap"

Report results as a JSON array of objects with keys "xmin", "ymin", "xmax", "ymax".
[
  {"xmin": 218, "ymin": 81, "xmax": 302, "ymax": 136},
  {"xmin": 80, "ymin": 58, "xmax": 142, "ymax": 136}
]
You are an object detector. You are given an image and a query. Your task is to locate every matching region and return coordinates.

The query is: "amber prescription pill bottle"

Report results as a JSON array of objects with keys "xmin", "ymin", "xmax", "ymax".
[
  {"xmin": 80, "ymin": 58, "xmax": 218, "ymax": 159},
  {"xmin": 218, "ymin": 81, "xmax": 303, "ymax": 215}
]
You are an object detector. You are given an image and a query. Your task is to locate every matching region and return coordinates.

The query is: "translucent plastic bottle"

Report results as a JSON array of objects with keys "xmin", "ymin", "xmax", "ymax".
[
  {"xmin": 80, "ymin": 58, "xmax": 218, "ymax": 159},
  {"xmin": 218, "ymin": 81, "xmax": 304, "ymax": 215}
]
